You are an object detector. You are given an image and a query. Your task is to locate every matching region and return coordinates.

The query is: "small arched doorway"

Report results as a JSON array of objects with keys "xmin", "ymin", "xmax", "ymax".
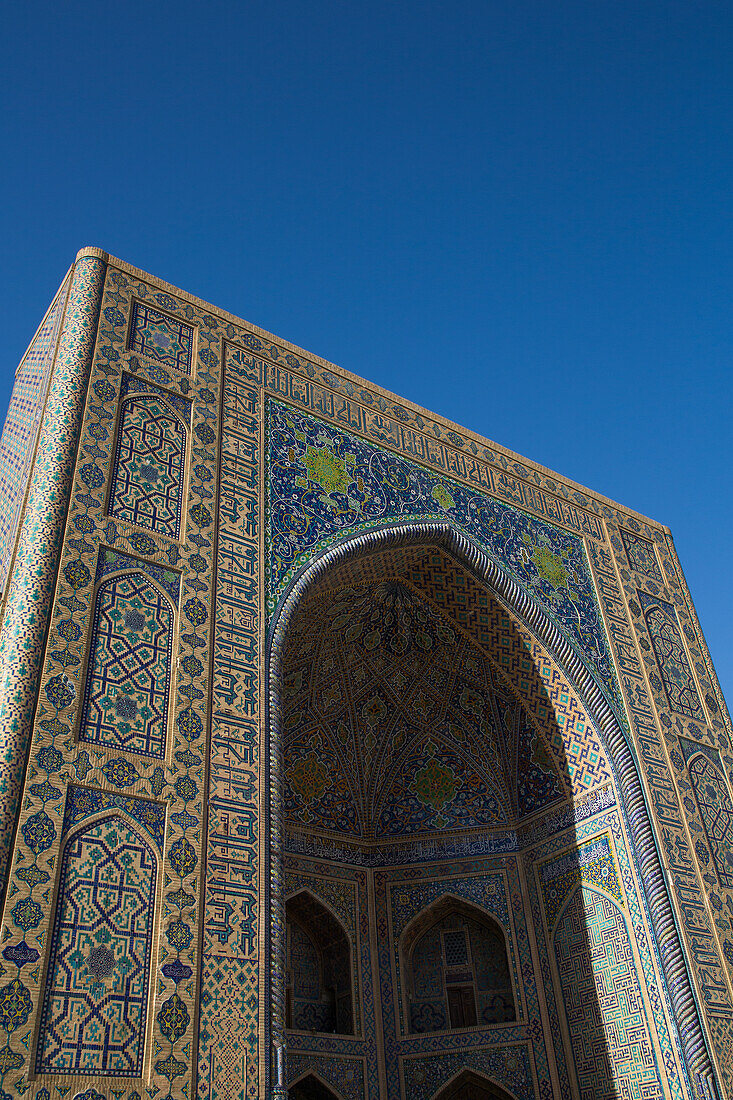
[
  {"xmin": 289, "ymin": 1074, "xmax": 342, "ymax": 1100},
  {"xmin": 403, "ymin": 895, "xmax": 515, "ymax": 1032},
  {"xmin": 433, "ymin": 1069, "xmax": 515, "ymax": 1100},
  {"xmin": 285, "ymin": 890, "xmax": 353, "ymax": 1034}
]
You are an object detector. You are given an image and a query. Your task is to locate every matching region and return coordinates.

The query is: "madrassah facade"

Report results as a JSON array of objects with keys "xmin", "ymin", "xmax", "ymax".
[{"xmin": 0, "ymin": 246, "xmax": 729, "ymax": 1100}]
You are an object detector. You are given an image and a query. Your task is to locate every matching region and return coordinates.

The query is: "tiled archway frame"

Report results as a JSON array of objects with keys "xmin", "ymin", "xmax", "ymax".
[{"xmin": 267, "ymin": 522, "xmax": 719, "ymax": 1100}]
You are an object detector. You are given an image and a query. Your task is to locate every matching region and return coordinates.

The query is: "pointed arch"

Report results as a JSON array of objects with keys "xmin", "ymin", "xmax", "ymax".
[
  {"xmin": 288, "ymin": 1071, "xmax": 345, "ymax": 1100},
  {"xmin": 400, "ymin": 894, "xmax": 515, "ymax": 1033},
  {"xmin": 109, "ymin": 392, "xmax": 187, "ymax": 538},
  {"xmin": 36, "ymin": 813, "xmax": 157, "ymax": 1075},
  {"xmin": 266, "ymin": 522, "xmax": 718, "ymax": 1096},
  {"xmin": 401, "ymin": 892, "xmax": 511, "ymax": 950},
  {"xmin": 79, "ymin": 569, "xmax": 175, "ymax": 757},
  {"xmin": 285, "ymin": 890, "xmax": 353, "ymax": 1035},
  {"xmin": 432, "ymin": 1069, "xmax": 519, "ymax": 1100}
]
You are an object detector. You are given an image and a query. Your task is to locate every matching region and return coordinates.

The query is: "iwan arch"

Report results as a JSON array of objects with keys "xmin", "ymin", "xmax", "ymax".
[{"xmin": 0, "ymin": 248, "xmax": 729, "ymax": 1100}]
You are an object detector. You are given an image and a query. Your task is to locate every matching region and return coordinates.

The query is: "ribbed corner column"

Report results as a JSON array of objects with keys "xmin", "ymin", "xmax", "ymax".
[{"xmin": 0, "ymin": 248, "xmax": 108, "ymax": 891}]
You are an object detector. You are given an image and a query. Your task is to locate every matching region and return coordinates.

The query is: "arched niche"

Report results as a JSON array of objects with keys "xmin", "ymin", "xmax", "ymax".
[
  {"xmin": 79, "ymin": 569, "xmax": 176, "ymax": 758},
  {"xmin": 288, "ymin": 1073, "xmax": 344, "ymax": 1100},
  {"xmin": 36, "ymin": 812, "xmax": 157, "ymax": 1076},
  {"xmin": 685, "ymin": 750, "xmax": 733, "ymax": 889},
  {"xmin": 285, "ymin": 890, "xmax": 353, "ymax": 1035},
  {"xmin": 266, "ymin": 522, "xmax": 718, "ymax": 1098},
  {"xmin": 109, "ymin": 390, "xmax": 188, "ymax": 539},
  {"xmin": 640, "ymin": 598, "xmax": 703, "ymax": 719},
  {"xmin": 432, "ymin": 1069, "xmax": 518, "ymax": 1100},
  {"xmin": 401, "ymin": 895, "xmax": 515, "ymax": 1033}
]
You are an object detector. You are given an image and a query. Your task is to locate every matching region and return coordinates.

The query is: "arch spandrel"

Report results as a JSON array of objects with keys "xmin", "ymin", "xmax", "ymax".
[
  {"xmin": 288, "ymin": 1072, "xmax": 346, "ymax": 1100},
  {"xmin": 267, "ymin": 400, "xmax": 622, "ymax": 723}
]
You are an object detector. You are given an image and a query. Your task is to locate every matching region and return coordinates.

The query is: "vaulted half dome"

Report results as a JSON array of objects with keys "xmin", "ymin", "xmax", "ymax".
[{"xmin": 282, "ymin": 545, "xmax": 568, "ymax": 845}]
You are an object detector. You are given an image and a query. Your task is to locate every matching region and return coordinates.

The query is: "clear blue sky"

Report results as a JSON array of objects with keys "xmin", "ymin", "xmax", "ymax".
[{"xmin": 2, "ymin": 2, "xmax": 731, "ymax": 705}]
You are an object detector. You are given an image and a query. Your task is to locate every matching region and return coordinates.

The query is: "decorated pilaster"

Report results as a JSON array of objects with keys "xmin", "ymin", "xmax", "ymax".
[{"xmin": 0, "ymin": 248, "xmax": 108, "ymax": 891}]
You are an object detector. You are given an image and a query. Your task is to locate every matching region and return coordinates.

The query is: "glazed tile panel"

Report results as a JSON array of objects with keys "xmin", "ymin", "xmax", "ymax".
[
  {"xmin": 0, "ymin": 262, "xmax": 225, "ymax": 1100},
  {"xmin": 78, "ymin": 568, "xmax": 175, "ymax": 758},
  {"xmin": 36, "ymin": 811, "xmax": 158, "ymax": 1076},
  {"xmin": 555, "ymin": 887, "xmax": 661, "ymax": 1098},
  {"xmin": 620, "ymin": 528, "xmax": 664, "ymax": 583},
  {"xmin": 542, "ymin": 836, "xmax": 664, "ymax": 1099},
  {"xmin": 128, "ymin": 301, "xmax": 194, "ymax": 375},
  {"xmin": 638, "ymin": 591, "xmax": 704, "ymax": 719},
  {"xmin": 0, "ymin": 254, "xmax": 107, "ymax": 892},
  {"xmin": 281, "ymin": 575, "xmax": 579, "ymax": 842},
  {"xmin": 679, "ymin": 738, "xmax": 733, "ymax": 890},
  {"xmin": 108, "ymin": 378, "xmax": 190, "ymax": 539}
]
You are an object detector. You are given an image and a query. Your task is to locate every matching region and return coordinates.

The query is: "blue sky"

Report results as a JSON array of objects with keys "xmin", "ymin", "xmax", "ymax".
[{"xmin": 2, "ymin": 1, "xmax": 731, "ymax": 704}]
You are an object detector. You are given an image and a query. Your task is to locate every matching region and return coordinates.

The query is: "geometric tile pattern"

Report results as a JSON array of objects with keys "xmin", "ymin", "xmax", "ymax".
[
  {"xmin": 400, "ymin": 1046, "xmax": 534, "ymax": 1100},
  {"xmin": 375, "ymin": 861, "xmax": 543, "ymax": 1100},
  {"xmin": 0, "ymin": 274, "xmax": 70, "ymax": 585},
  {"xmin": 63, "ymin": 784, "xmax": 167, "ymax": 849},
  {"xmin": 288, "ymin": 1057, "xmax": 366, "ymax": 1100},
  {"xmin": 283, "ymin": 861, "xmax": 373, "ymax": 1097},
  {"xmin": 407, "ymin": 908, "xmax": 514, "ymax": 1031},
  {"xmin": 527, "ymin": 804, "xmax": 685, "ymax": 1100},
  {"xmin": 620, "ymin": 529, "xmax": 663, "ymax": 583},
  {"xmin": 79, "ymin": 570, "xmax": 174, "ymax": 758},
  {"xmin": 539, "ymin": 834, "xmax": 623, "ymax": 930},
  {"xmin": 95, "ymin": 547, "xmax": 181, "ymax": 603},
  {"xmin": 591, "ymin": 534, "xmax": 733, "ymax": 1057},
  {"xmin": 36, "ymin": 814, "xmax": 157, "ymax": 1076},
  {"xmin": 277, "ymin": 551, "xmax": 682, "ymax": 1098},
  {"xmin": 392, "ymin": 549, "xmax": 613, "ymax": 797},
  {"xmin": 128, "ymin": 301, "xmax": 194, "ymax": 375},
  {"xmin": 120, "ymin": 371, "xmax": 193, "ymax": 423},
  {"xmin": 109, "ymin": 390, "xmax": 188, "ymax": 539},
  {"xmin": 680, "ymin": 740, "xmax": 733, "ymax": 889},
  {"xmin": 554, "ymin": 886, "xmax": 663, "ymax": 1099},
  {"xmin": 283, "ymin": 545, "xmax": 612, "ymax": 849},
  {"xmin": 639, "ymin": 592, "xmax": 704, "ymax": 719}
]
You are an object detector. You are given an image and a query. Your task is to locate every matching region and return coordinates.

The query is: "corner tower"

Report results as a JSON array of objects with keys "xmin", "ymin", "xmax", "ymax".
[{"xmin": 0, "ymin": 248, "xmax": 729, "ymax": 1100}]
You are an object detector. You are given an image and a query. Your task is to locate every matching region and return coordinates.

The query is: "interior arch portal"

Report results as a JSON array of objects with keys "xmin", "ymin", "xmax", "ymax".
[{"xmin": 267, "ymin": 523, "xmax": 716, "ymax": 1099}]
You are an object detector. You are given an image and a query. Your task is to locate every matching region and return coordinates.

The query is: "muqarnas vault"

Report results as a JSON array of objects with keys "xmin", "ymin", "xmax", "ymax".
[{"xmin": 0, "ymin": 248, "xmax": 730, "ymax": 1100}]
